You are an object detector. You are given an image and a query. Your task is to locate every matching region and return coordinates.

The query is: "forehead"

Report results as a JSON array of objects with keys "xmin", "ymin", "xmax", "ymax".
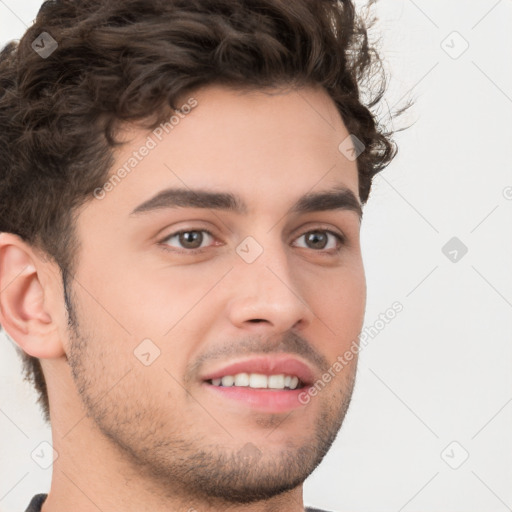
[{"xmin": 82, "ymin": 84, "xmax": 360, "ymax": 224}]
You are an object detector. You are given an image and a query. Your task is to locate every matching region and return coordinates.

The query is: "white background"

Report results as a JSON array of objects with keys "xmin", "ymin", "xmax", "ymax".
[{"xmin": 1, "ymin": 1, "xmax": 511, "ymax": 511}]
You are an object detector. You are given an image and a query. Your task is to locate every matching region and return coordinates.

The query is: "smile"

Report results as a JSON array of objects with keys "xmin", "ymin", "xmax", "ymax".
[
  {"xmin": 200, "ymin": 355, "xmax": 315, "ymax": 413},
  {"xmin": 207, "ymin": 373, "xmax": 303, "ymax": 390}
]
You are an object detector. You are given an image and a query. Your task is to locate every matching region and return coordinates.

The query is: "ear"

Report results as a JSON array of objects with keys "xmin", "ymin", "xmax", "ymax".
[{"xmin": 0, "ymin": 232, "xmax": 66, "ymax": 359}]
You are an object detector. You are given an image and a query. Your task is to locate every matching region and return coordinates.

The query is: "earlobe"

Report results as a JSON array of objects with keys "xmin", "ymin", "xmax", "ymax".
[{"xmin": 0, "ymin": 233, "xmax": 66, "ymax": 359}]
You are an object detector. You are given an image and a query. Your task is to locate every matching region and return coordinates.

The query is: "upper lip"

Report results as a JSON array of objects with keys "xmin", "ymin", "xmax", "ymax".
[{"xmin": 200, "ymin": 355, "xmax": 316, "ymax": 386}]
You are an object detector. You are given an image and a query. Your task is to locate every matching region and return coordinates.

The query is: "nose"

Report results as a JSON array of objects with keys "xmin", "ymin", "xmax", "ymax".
[{"xmin": 226, "ymin": 241, "xmax": 315, "ymax": 335}]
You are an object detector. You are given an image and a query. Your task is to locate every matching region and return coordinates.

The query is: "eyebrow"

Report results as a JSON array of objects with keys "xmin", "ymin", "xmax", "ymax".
[{"xmin": 129, "ymin": 184, "xmax": 362, "ymax": 220}]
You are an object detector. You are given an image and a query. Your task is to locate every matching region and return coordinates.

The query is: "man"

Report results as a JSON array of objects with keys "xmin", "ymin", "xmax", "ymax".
[{"xmin": 0, "ymin": 0, "xmax": 408, "ymax": 510}]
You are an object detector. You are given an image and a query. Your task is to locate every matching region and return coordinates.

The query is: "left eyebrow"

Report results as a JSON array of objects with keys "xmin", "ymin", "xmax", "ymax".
[{"xmin": 129, "ymin": 184, "xmax": 362, "ymax": 221}]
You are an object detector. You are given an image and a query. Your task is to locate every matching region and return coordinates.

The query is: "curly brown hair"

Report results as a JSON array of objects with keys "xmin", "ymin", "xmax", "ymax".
[{"xmin": 0, "ymin": 0, "xmax": 411, "ymax": 425}]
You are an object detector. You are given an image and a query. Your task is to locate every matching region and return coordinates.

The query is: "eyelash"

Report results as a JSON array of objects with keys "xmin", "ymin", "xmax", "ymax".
[{"xmin": 158, "ymin": 227, "xmax": 346, "ymax": 255}]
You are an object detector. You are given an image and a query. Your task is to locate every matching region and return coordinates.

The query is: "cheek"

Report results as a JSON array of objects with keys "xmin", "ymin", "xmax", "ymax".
[
  {"xmin": 79, "ymin": 248, "xmax": 223, "ymax": 336},
  {"xmin": 311, "ymin": 264, "xmax": 366, "ymax": 344}
]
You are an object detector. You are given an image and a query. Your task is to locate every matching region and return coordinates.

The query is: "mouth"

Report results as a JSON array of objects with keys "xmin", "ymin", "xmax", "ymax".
[
  {"xmin": 200, "ymin": 355, "xmax": 315, "ymax": 413},
  {"xmin": 205, "ymin": 373, "xmax": 306, "ymax": 390}
]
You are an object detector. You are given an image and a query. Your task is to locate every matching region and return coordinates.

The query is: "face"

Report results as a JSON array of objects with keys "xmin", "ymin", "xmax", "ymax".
[{"xmin": 63, "ymin": 84, "xmax": 366, "ymax": 504}]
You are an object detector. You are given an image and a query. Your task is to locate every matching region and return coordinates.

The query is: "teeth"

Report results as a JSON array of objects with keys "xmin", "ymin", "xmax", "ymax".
[
  {"xmin": 221, "ymin": 375, "xmax": 234, "ymax": 387},
  {"xmin": 209, "ymin": 372, "xmax": 302, "ymax": 390},
  {"xmin": 268, "ymin": 375, "xmax": 285, "ymax": 389},
  {"xmin": 249, "ymin": 373, "xmax": 267, "ymax": 388},
  {"xmin": 234, "ymin": 373, "xmax": 249, "ymax": 386}
]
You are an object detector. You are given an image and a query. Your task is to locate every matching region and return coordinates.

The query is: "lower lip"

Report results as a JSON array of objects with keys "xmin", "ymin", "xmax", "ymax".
[{"xmin": 202, "ymin": 383, "xmax": 309, "ymax": 413}]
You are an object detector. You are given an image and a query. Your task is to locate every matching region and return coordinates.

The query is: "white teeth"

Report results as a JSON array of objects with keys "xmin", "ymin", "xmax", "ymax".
[
  {"xmin": 249, "ymin": 373, "xmax": 267, "ymax": 388},
  {"xmin": 234, "ymin": 373, "xmax": 249, "ymax": 386},
  {"xmin": 221, "ymin": 375, "xmax": 234, "ymax": 387},
  {"xmin": 209, "ymin": 372, "xmax": 301, "ymax": 390},
  {"xmin": 268, "ymin": 374, "xmax": 285, "ymax": 389}
]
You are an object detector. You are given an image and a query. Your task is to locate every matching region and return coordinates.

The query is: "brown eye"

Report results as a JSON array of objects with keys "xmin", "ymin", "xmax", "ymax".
[
  {"xmin": 293, "ymin": 230, "xmax": 345, "ymax": 252},
  {"xmin": 160, "ymin": 229, "xmax": 215, "ymax": 252}
]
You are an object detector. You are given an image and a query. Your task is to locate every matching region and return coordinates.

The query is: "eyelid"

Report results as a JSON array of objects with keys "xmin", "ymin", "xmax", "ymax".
[{"xmin": 291, "ymin": 222, "xmax": 346, "ymax": 242}]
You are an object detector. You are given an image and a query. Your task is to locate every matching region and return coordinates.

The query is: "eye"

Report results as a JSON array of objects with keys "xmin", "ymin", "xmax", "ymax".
[
  {"xmin": 158, "ymin": 227, "xmax": 346, "ymax": 255},
  {"xmin": 159, "ymin": 229, "xmax": 217, "ymax": 253},
  {"xmin": 292, "ymin": 229, "xmax": 345, "ymax": 253}
]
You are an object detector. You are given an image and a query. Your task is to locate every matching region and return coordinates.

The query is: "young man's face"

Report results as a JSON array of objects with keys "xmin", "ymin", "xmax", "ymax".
[{"xmin": 53, "ymin": 84, "xmax": 366, "ymax": 503}]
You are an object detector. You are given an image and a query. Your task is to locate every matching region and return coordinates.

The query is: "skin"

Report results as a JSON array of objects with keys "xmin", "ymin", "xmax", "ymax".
[{"xmin": 0, "ymin": 83, "xmax": 366, "ymax": 512}]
